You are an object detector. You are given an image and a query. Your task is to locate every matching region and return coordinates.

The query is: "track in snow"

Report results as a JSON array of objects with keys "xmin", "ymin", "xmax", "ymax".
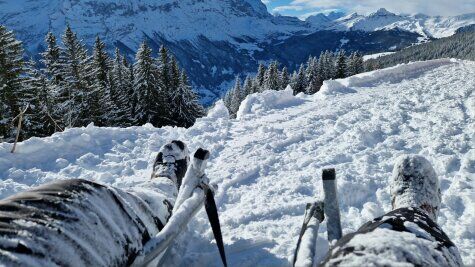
[{"xmin": 0, "ymin": 59, "xmax": 474, "ymax": 266}]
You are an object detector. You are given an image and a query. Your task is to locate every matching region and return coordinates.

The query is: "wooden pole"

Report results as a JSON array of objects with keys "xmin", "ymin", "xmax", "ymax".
[{"xmin": 11, "ymin": 105, "xmax": 28, "ymax": 153}]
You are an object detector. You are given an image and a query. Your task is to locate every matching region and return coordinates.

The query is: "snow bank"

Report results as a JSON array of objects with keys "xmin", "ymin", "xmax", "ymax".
[
  {"xmin": 318, "ymin": 59, "xmax": 457, "ymax": 98},
  {"xmin": 206, "ymin": 100, "xmax": 230, "ymax": 120},
  {"xmin": 363, "ymin": 52, "xmax": 395, "ymax": 61},
  {"xmin": 237, "ymin": 88, "xmax": 304, "ymax": 119},
  {"xmin": 0, "ymin": 59, "xmax": 474, "ymax": 266}
]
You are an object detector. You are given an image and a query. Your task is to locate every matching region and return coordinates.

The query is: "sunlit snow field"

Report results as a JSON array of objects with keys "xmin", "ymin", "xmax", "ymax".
[{"xmin": 1, "ymin": 59, "xmax": 474, "ymax": 266}]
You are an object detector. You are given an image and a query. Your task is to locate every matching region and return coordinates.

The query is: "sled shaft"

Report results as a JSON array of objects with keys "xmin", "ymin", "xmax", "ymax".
[{"xmin": 322, "ymin": 169, "xmax": 342, "ymax": 242}]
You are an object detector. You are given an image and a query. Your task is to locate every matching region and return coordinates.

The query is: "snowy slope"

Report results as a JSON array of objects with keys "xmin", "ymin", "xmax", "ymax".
[
  {"xmin": 0, "ymin": 59, "xmax": 474, "ymax": 266},
  {"xmin": 309, "ymin": 8, "xmax": 475, "ymax": 38}
]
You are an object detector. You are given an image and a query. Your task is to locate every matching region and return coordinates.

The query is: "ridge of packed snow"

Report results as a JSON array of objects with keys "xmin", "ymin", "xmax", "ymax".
[{"xmin": 1, "ymin": 59, "xmax": 474, "ymax": 265}]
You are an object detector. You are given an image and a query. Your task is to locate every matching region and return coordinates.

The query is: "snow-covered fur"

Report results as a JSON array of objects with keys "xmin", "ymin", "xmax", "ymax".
[
  {"xmin": 390, "ymin": 155, "xmax": 441, "ymax": 221},
  {"xmin": 321, "ymin": 155, "xmax": 462, "ymax": 266},
  {"xmin": 0, "ymin": 178, "xmax": 177, "ymax": 266},
  {"xmin": 321, "ymin": 208, "xmax": 463, "ymax": 266}
]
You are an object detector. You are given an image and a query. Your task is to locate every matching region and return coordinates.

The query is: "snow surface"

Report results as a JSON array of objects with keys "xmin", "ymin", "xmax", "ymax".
[
  {"xmin": 1, "ymin": 59, "xmax": 474, "ymax": 266},
  {"xmin": 363, "ymin": 52, "xmax": 395, "ymax": 61}
]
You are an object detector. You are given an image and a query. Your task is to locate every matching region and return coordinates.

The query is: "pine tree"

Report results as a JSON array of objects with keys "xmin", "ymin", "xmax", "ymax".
[
  {"xmin": 59, "ymin": 25, "xmax": 93, "ymax": 128},
  {"xmin": 223, "ymin": 89, "xmax": 233, "ymax": 115},
  {"xmin": 41, "ymin": 32, "xmax": 62, "ymax": 84},
  {"xmin": 347, "ymin": 52, "xmax": 365, "ymax": 76},
  {"xmin": 243, "ymin": 75, "xmax": 254, "ymax": 97},
  {"xmin": 280, "ymin": 67, "xmax": 290, "ymax": 90},
  {"xmin": 229, "ymin": 76, "xmax": 243, "ymax": 116},
  {"xmin": 306, "ymin": 56, "xmax": 320, "ymax": 94},
  {"xmin": 167, "ymin": 56, "xmax": 181, "ymax": 120},
  {"xmin": 133, "ymin": 41, "xmax": 164, "ymax": 126},
  {"xmin": 255, "ymin": 63, "xmax": 266, "ymax": 89},
  {"xmin": 0, "ymin": 25, "xmax": 24, "ymax": 141},
  {"xmin": 335, "ymin": 50, "xmax": 347, "ymax": 79},
  {"xmin": 353, "ymin": 52, "xmax": 364, "ymax": 74},
  {"xmin": 128, "ymin": 62, "xmax": 137, "ymax": 122},
  {"xmin": 91, "ymin": 36, "xmax": 112, "ymax": 126},
  {"xmin": 21, "ymin": 60, "xmax": 55, "ymax": 138},
  {"xmin": 293, "ymin": 64, "xmax": 307, "ymax": 95},
  {"xmin": 264, "ymin": 61, "xmax": 280, "ymax": 91},
  {"xmin": 323, "ymin": 51, "xmax": 335, "ymax": 80},
  {"xmin": 169, "ymin": 56, "xmax": 181, "ymax": 92},
  {"xmin": 170, "ymin": 71, "xmax": 205, "ymax": 127},
  {"xmin": 317, "ymin": 51, "xmax": 326, "ymax": 84},
  {"xmin": 111, "ymin": 48, "xmax": 132, "ymax": 126},
  {"xmin": 158, "ymin": 45, "xmax": 170, "ymax": 90}
]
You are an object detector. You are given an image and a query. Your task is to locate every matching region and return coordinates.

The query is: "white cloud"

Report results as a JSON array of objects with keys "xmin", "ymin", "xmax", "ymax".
[{"xmin": 285, "ymin": 0, "xmax": 475, "ymax": 16}]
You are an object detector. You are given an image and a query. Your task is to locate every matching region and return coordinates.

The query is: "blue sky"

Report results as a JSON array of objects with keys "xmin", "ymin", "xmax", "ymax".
[{"xmin": 261, "ymin": 0, "xmax": 475, "ymax": 18}]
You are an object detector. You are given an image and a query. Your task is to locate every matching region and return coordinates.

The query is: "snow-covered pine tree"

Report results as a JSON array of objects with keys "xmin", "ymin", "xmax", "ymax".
[
  {"xmin": 251, "ymin": 74, "xmax": 260, "ymax": 94},
  {"xmin": 158, "ymin": 45, "xmax": 171, "ymax": 90},
  {"xmin": 264, "ymin": 61, "xmax": 280, "ymax": 91},
  {"xmin": 335, "ymin": 50, "xmax": 347, "ymax": 79},
  {"xmin": 40, "ymin": 32, "xmax": 62, "ymax": 84},
  {"xmin": 306, "ymin": 56, "xmax": 320, "ymax": 94},
  {"xmin": 170, "ymin": 71, "xmax": 205, "ymax": 127},
  {"xmin": 133, "ymin": 41, "xmax": 165, "ymax": 126},
  {"xmin": 243, "ymin": 75, "xmax": 254, "ymax": 97},
  {"xmin": 229, "ymin": 76, "xmax": 243, "ymax": 116},
  {"xmin": 223, "ymin": 89, "xmax": 233, "ymax": 115},
  {"xmin": 169, "ymin": 56, "xmax": 181, "ymax": 92},
  {"xmin": 60, "ymin": 25, "xmax": 94, "ymax": 128},
  {"xmin": 0, "ymin": 25, "xmax": 24, "ymax": 141},
  {"xmin": 293, "ymin": 64, "xmax": 307, "ymax": 95},
  {"xmin": 20, "ymin": 60, "xmax": 56, "ymax": 139},
  {"xmin": 128, "ymin": 62, "xmax": 137, "ymax": 122},
  {"xmin": 280, "ymin": 66, "xmax": 290, "ymax": 90},
  {"xmin": 347, "ymin": 52, "xmax": 364, "ymax": 77},
  {"xmin": 289, "ymin": 70, "xmax": 297, "ymax": 89},
  {"xmin": 110, "ymin": 48, "xmax": 132, "ymax": 126},
  {"xmin": 255, "ymin": 63, "xmax": 266, "ymax": 89},
  {"xmin": 91, "ymin": 36, "xmax": 113, "ymax": 126},
  {"xmin": 323, "ymin": 51, "xmax": 335, "ymax": 81},
  {"xmin": 354, "ymin": 52, "xmax": 364, "ymax": 75},
  {"xmin": 167, "ymin": 56, "xmax": 181, "ymax": 122}
]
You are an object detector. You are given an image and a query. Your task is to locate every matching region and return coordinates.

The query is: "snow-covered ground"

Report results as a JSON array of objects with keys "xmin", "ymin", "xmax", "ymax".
[
  {"xmin": 0, "ymin": 59, "xmax": 474, "ymax": 266},
  {"xmin": 363, "ymin": 52, "xmax": 395, "ymax": 61}
]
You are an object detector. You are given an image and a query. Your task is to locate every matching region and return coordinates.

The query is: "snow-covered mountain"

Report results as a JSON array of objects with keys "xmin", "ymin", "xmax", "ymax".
[
  {"xmin": 0, "ymin": 1, "xmax": 473, "ymax": 103},
  {"xmin": 1, "ymin": 59, "xmax": 474, "ymax": 265},
  {"xmin": 0, "ymin": 0, "xmax": 309, "ymax": 51},
  {"xmin": 307, "ymin": 8, "xmax": 475, "ymax": 38}
]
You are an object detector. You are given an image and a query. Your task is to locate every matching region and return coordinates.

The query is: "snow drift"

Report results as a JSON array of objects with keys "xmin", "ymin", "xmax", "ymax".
[{"xmin": 0, "ymin": 59, "xmax": 474, "ymax": 266}]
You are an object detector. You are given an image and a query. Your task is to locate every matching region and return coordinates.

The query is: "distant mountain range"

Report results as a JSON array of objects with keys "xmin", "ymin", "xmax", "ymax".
[
  {"xmin": 306, "ymin": 8, "xmax": 474, "ymax": 38},
  {"xmin": 1, "ymin": 1, "xmax": 473, "ymax": 104}
]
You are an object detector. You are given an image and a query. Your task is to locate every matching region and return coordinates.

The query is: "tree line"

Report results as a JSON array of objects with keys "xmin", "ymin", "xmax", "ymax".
[
  {"xmin": 365, "ymin": 30, "xmax": 475, "ymax": 71},
  {"xmin": 0, "ymin": 25, "xmax": 205, "ymax": 142},
  {"xmin": 224, "ymin": 51, "xmax": 364, "ymax": 117}
]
